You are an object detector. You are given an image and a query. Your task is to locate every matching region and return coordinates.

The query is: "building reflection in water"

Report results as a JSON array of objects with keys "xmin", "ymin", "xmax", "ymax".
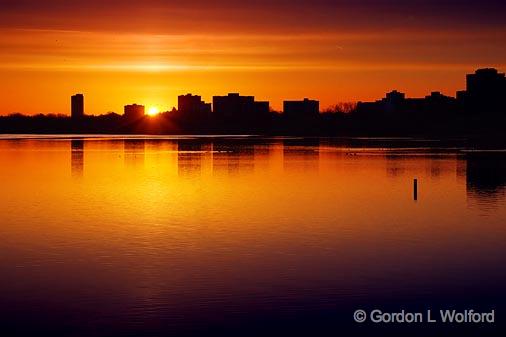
[
  {"xmin": 212, "ymin": 139, "xmax": 255, "ymax": 175},
  {"xmin": 177, "ymin": 139, "xmax": 204, "ymax": 177},
  {"xmin": 385, "ymin": 154, "xmax": 407, "ymax": 177},
  {"xmin": 384, "ymin": 153, "xmax": 457, "ymax": 179},
  {"xmin": 466, "ymin": 152, "xmax": 506, "ymax": 205},
  {"xmin": 252, "ymin": 139, "xmax": 276, "ymax": 171},
  {"xmin": 283, "ymin": 138, "xmax": 320, "ymax": 172},
  {"xmin": 123, "ymin": 139, "xmax": 145, "ymax": 167},
  {"xmin": 71, "ymin": 139, "xmax": 84, "ymax": 177},
  {"xmin": 69, "ymin": 138, "xmax": 505, "ymax": 210}
]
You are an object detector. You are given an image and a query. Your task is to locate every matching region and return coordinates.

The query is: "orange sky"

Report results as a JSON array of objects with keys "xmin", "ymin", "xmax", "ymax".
[{"xmin": 1, "ymin": 0, "xmax": 505, "ymax": 114}]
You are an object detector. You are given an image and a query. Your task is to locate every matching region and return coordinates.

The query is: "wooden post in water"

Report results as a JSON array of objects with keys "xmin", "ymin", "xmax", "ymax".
[{"xmin": 413, "ymin": 178, "xmax": 418, "ymax": 201}]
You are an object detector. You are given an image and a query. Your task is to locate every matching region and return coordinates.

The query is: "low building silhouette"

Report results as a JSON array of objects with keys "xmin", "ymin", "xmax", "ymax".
[
  {"xmin": 212, "ymin": 93, "xmax": 270, "ymax": 130},
  {"xmin": 71, "ymin": 94, "xmax": 84, "ymax": 119},
  {"xmin": 356, "ymin": 90, "xmax": 406, "ymax": 120},
  {"xmin": 422, "ymin": 91, "xmax": 456, "ymax": 114},
  {"xmin": 283, "ymin": 98, "xmax": 319, "ymax": 118},
  {"xmin": 124, "ymin": 104, "xmax": 145, "ymax": 120},
  {"xmin": 176, "ymin": 94, "xmax": 212, "ymax": 129},
  {"xmin": 357, "ymin": 90, "xmax": 456, "ymax": 116},
  {"xmin": 382, "ymin": 90, "xmax": 405, "ymax": 113},
  {"xmin": 281, "ymin": 98, "xmax": 320, "ymax": 134},
  {"xmin": 213, "ymin": 93, "xmax": 269, "ymax": 118},
  {"xmin": 178, "ymin": 94, "xmax": 211, "ymax": 117},
  {"xmin": 355, "ymin": 89, "xmax": 460, "ymax": 134}
]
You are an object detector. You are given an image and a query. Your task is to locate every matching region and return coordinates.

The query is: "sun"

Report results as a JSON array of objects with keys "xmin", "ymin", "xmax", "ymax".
[{"xmin": 147, "ymin": 106, "xmax": 160, "ymax": 116}]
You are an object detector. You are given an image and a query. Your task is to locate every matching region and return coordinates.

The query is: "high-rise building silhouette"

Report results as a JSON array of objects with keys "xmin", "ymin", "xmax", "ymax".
[
  {"xmin": 124, "ymin": 104, "xmax": 145, "ymax": 120},
  {"xmin": 457, "ymin": 68, "xmax": 506, "ymax": 114},
  {"xmin": 71, "ymin": 94, "xmax": 84, "ymax": 119},
  {"xmin": 467, "ymin": 68, "xmax": 505, "ymax": 96}
]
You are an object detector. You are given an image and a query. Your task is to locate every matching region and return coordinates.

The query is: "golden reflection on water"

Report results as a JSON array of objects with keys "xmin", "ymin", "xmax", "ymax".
[{"xmin": 0, "ymin": 137, "xmax": 505, "ymax": 313}]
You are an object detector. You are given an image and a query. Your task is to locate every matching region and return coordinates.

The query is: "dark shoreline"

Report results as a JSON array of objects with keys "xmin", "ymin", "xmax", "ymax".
[{"xmin": 2, "ymin": 133, "xmax": 506, "ymax": 151}]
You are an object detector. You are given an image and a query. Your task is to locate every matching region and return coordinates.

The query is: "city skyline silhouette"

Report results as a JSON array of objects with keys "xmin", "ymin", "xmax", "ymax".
[{"xmin": 1, "ymin": 68, "xmax": 505, "ymax": 137}]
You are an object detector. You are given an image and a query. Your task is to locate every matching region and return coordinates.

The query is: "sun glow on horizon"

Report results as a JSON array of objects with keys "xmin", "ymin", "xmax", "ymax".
[{"xmin": 147, "ymin": 106, "xmax": 160, "ymax": 116}]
